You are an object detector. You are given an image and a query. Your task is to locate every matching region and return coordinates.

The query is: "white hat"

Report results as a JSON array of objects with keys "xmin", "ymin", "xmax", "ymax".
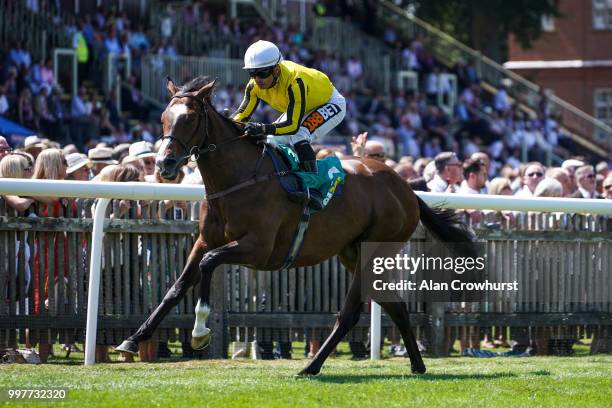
[
  {"xmin": 66, "ymin": 153, "xmax": 92, "ymax": 174},
  {"xmin": 561, "ymin": 159, "xmax": 585, "ymax": 170},
  {"xmin": 88, "ymin": 147, "xmax": 118, "ymax": 164},
  {"xmin": 129, "ymin": 141, "xmax": 156, "ymax": 159},
  {"xmin": 243, "ymin": 40, "xmax": 282, "ymax": 70}
]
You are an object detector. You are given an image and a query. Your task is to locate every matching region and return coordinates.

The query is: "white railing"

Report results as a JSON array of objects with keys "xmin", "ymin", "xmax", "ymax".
[
  {"xmin": 1, "ymin": 179, "xmax": 611, "ymax": 365},
  {"xmin": 438, "ymin": 73, "xmax": 457, "ymax": 116},
  {"xmin": 397, "ymin": 71, "xmax": 419, "ymax": 93},
  {"xmin": 0, "ymin": 179, "xmax": 204, "ymax": 366},
  {"xmin": 104, "ymin": 53, "xmax": 132, "ymax": 96},
  {"xmin": 53, "ymin": 48, "xmax": 78, "ymax": 99}
]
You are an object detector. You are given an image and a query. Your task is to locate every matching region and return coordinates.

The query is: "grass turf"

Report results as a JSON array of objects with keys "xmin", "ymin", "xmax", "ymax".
[{"xmin": 1, "ymin": 342, "xmax": 610, "ymax": 407}]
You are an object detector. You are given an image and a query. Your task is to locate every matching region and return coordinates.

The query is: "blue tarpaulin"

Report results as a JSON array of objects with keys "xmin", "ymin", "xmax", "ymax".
[
  {"xmin": 0, "ymin": 116, "xmax": 34, "ymax": 146},
  {"xmin": 0, "ymin": 116, "xmax": 33, "ymax": 136}
]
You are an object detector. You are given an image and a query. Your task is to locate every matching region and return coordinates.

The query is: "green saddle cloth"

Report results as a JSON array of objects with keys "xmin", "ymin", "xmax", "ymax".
[{"xmin": 276, "ymin": 144, "xmax": 345, "ymax": 209}]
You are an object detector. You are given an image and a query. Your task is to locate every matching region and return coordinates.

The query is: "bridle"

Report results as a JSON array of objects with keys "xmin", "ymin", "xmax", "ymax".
[
  {"xmin": 160, "ymin": 93, "xmax": 246, "ymax": 165},
  {"xmin": 159, "ymin": 91, "xmax": 283, "ymax": 201}
]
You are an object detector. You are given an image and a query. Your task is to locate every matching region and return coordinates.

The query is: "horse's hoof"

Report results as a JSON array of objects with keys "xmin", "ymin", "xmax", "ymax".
[
  {"xmin": 191, "ymin": 332, "xmax": 211, "ymax": 351},
  {"xmin": 115, "ymin": 340, "xmax": 139, "ymax": 355},
  {"xmin": 411, "ymin": 364, "xmax": 426, "ymax": 374},
  {"xmin": 295, "ymin": 368, "xmax": 320, "ymax": 378}
]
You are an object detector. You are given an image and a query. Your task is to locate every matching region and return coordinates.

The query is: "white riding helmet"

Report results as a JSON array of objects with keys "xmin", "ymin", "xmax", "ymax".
[{"xmin": 243, "ymin": 40, "xmax": 283, "ymax": 70}]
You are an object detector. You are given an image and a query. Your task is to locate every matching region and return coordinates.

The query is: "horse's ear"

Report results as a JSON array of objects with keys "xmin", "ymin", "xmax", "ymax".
[
  {"xmin": 166, "ymin": 76, "xmax": 178, "ymax": 97},
  {"xmin": 196, "ymin": 79, "xmax": 217, "ymax": 100}
]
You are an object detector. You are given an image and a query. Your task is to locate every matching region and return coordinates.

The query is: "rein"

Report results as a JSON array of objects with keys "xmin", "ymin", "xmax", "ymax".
[
  {"xmin": 206, "ymin": 143, "xmax": 290, "ymax": 200},
  {"xmin": 160, "ymin": 93, "xmax": 246, "ymax": 163},
  {"xmin": 161, "ymin": 92, "xmax": 285, "ymax": 201}
]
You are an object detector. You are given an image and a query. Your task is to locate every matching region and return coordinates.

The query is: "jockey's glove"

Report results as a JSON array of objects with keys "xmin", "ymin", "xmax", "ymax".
[{"xmin": 244, "ymin": 122, "xmax": 275, "ymax": 141}]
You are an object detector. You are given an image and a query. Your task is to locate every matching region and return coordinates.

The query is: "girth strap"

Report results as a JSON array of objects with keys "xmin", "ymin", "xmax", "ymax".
[
  {"xmin": 205, "ymin": 143, "xmax": 292, "ymax": 201},
  {"xmin": 280, "ymin": 204, "xmax": 311, "ymax": 270}
]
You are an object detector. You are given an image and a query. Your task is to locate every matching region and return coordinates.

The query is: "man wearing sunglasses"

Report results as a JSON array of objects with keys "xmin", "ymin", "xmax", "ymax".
[
  {"xmin": 515, "ymin": 162, "xmax": 545, "ymax": 197},
  {"xmin": 570, "ymin": 165, "xmax": 601, "ymax": 199},
  {"xmin": 427, "ymin": 152, "xmax": 463, "ymax": 193},
  {"xmin": 603, "ymin": 174, "xmax": 612, "ymax": 200},
  {"xmin": 232, "ymin": 40, "xmax": 346, "ymax": 210}
]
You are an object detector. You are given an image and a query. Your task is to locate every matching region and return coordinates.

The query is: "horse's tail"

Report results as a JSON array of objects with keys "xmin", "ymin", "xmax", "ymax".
[{"xmin": 416, "ymin": 195, "xmax": 478, "ymax": 256}]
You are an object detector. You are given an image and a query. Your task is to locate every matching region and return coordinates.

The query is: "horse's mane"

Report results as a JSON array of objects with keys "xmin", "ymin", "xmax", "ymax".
[
  {"xmin": 179, "ymin": 75, "xmax": 212, "ymax": 94},
  {"xmin": 179, "ymin": 75, "xmax": 243, "ymax": 132}
]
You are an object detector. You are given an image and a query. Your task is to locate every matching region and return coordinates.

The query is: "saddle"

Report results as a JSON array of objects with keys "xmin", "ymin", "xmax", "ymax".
[
  {"xmin": 265, "ymin": 143, "xmax": 345, "ymax": 211},
  {"xmin": 265, "ymin": 143, "xmax": 306, "ymax": 205},
  {"xmin": 265, "ymin": 142, "xmax": 345, "ymax": 269}
]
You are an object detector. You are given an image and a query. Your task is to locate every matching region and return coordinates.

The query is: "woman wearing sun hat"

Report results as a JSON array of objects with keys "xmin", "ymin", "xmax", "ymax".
[{"xmin": 65, "ymin": 152, "xmax": 92, "ymax": 181}]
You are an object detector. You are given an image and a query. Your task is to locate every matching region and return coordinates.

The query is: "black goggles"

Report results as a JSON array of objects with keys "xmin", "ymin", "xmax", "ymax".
[{"xmin": 248, "ymin": 67, "xmax": 274, "ymax": 79}]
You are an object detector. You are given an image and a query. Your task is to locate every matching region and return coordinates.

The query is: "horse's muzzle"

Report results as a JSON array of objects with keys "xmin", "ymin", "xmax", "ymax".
[{"xmin": 157, "ymin": 157, "xmax": 179, "ymax": 180}]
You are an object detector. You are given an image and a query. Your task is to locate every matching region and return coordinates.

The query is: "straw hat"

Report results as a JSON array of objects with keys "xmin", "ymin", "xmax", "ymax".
[
  {"xmin": 129, "ymin": 141, "xmax": 156, "ymax": 159},
  {"xmin": 88, "ymin": 147, "xmax": 118, "ymax": 165},
  {"xmin": 66, "ymin": 153, "xmax": 92, "ymax": 174}
]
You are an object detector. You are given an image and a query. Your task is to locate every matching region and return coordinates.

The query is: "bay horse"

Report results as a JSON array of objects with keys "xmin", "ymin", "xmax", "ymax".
[{"xmin": 116, "ymin": 77, "xmax": 476, "ymax": 376}]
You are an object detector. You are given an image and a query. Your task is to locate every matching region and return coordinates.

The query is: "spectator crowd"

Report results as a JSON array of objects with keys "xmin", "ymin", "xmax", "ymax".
[{"xmin": 345, "ymin": 132, "xmax": 610, "ymax": 203}]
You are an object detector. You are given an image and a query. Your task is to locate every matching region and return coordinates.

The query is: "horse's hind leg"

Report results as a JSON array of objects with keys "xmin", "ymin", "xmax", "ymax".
[
  {"xmin": 298, "ymin": 250, "xmax": 363, "ymax": 377},
  {"xmin": 116, "ymin": 239, "xmax": 205, "ymax": 354},
  {"xmin": 379, "ymin": 300, "xmax": 426, "ymax": 374}
]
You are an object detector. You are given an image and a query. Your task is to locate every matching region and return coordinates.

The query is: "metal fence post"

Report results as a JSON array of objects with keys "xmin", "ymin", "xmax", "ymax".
[{"xmin": 429, "ymin": 302, "xmax": 446, "ymax": 357}]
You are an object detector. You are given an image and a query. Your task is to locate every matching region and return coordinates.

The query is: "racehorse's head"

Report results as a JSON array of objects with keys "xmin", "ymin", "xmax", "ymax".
[{"xmin": 156, "ymin": 76, "xmax": 216, "ymax": 180}]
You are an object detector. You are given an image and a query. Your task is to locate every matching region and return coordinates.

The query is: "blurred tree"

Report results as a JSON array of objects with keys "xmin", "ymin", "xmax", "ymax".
[{"xmin": 406, "ymin": 0, "xmax": 561, "ymax": 62}]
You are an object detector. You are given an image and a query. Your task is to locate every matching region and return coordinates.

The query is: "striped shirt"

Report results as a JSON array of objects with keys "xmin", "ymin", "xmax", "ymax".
[{"xmin": 233, "ymin": 60, "xmax": 334, "ymax": 135}]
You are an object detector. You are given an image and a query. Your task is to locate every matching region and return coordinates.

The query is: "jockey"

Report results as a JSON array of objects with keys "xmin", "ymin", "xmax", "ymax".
[{"xmin": 232, "ymin": 40, "xmax": 346, "ymax": 210}]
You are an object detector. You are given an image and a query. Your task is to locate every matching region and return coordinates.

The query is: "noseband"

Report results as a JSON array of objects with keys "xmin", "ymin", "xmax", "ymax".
[{"xmin": 160, "ymin": 93, "xmax": 245, "ymax": 164}]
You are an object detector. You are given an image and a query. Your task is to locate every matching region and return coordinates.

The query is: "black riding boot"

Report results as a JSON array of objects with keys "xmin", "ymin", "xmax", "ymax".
[
  {"xmin": 300, "ymin": 160, "xmax": 324, "ymax": 210},
  {"xmin": 292, "ymin": 141, "xmax": 324, "ymax": 210}
]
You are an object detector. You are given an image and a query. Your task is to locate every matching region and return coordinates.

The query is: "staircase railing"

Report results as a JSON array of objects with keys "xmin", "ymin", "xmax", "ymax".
[
  {"xmin": 234, "ymin": 0, "xmax": 317, "ymax": 32},
  {"xmin": 377, "ymin": 0, "xmax": 611, "ymax": 151},
  {"xmin": 309, "ymin": 17, "xmax": 395, "ymax": 93}
]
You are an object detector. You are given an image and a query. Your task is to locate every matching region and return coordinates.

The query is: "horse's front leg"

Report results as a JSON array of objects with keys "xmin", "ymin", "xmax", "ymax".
[
  {"xmin": 191, "ymin": 239, "xmax": 258, "ymax": 350},
  {"xmin": 116, "ymin": 239, "xmax": 205, "ymax": 354}
]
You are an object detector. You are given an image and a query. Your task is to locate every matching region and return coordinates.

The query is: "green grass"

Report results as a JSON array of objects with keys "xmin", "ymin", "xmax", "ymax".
[{"xmin": 1, "ymin": 342, "xmax": 611, "ymax": 407}]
